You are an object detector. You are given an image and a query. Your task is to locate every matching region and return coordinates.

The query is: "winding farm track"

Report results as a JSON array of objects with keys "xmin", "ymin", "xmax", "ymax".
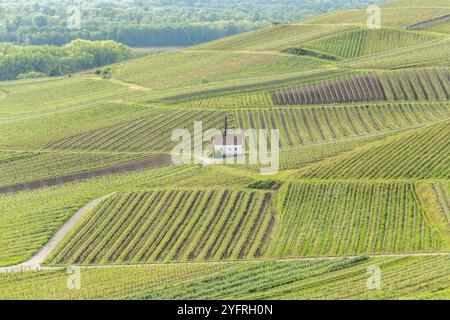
[{"xmin": 0, "ymin": 194, "xmax": 115, "ymax": 273}]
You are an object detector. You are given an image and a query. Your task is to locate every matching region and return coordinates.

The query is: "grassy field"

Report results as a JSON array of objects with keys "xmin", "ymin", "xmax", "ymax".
[
  {"xmin": 0, "ymin": 0, "xmax": 449, "ymax": 300},
  {"xmin": 0, "ymin": 77, "xmax": 134, "ymax": 120}
]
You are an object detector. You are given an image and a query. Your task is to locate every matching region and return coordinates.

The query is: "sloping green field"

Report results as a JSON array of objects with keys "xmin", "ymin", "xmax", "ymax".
[
  {"xmin": 1, "ymin": 256, "xmax": 449, "ymax": 299},
  {"xmin": 0, "ymin": 0, "xmax": 449, "ymax": 300}
]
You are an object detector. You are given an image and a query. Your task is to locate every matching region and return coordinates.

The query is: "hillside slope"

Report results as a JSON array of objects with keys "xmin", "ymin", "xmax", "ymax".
[{"xmin": 0, "ymin": 0, "xmax": 449, "ymax": 300}]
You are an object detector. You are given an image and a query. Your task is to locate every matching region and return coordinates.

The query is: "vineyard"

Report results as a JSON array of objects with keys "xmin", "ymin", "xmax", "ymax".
[
  {"xmin": 0, "ymin": 0, "xmax": 449, "ymax": 300},
  {"xmin": 174, "ymin": 69, "xmax": 353, "ymax": 108},
  {"xmin": 307, "ymin": 2, "xmax": 450, "ymax": 28},
  {"xmin": 46, "ymin": 109, "xmax": 225, "ymax": 152},
  {"xmin": 345, "ymin": 39, "xmax": 450, "ymax": 69},
  {"xmin": 196, "ymin": 24, "xmax": 358, "ymax": 51},
  {"xmin": 273, "ymin": 74, "xmax": 388, "ymax": 105},
  {"xmin": 300, "ymin": 29, "xmax": 437, "ymax": 59},
  {"xmin": 234, "ymin": 103, "xmax": 449, "ymax": 147},
  {"xmin": 1, "ymin": 256, "xmax": 449, "ymax": 299},
  {"xmin": 138, "ymin": 256, "xmax": 450, "ymax": 300},
  {"xmin": 272, "ymin": 181, "xmax": 448, "ymax": 257},
  {"xmin": 0, "ymin": 77, "xmax": 132, "ymax": 119},
  {"xmin": 114, "ymin": 50, "xmax": 286, "ymax": 90},
  {"xmin": 272, "ymin": 69, "xmax": 450, "ymax": 105},
  {"xmin": 46, "ymin": 189, "xmax": 275, "ymax": 265},
  {"xmin": 295, "ymin": 120, "xmax": 449, "ymax": 179},
  {"xmin": 275, "ymin": 131, "xmax": 399, "ymax": 170},
  {"xmin": 0, "ymin": 151, "xmax": 143, "ymax": 187},
  {"xmin": 380, "ymin": 69, "xmax": 450, "ymax": 101},
  {"xmin": 430, "ymin": 183, "xmax": 450, "ymax": 224},
  {"xmin": 0, "ymin": 164, "xmax": 204, "ymax": 267}
]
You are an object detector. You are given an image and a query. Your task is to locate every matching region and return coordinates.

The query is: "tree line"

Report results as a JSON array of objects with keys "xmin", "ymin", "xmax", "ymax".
[
  {"xmin": 0, "ymin": 0, "xmax": 384, "ymax": 47},
  {"xmin": 0, "ymin": 40, "xmax": 133, "ymax": 81}
]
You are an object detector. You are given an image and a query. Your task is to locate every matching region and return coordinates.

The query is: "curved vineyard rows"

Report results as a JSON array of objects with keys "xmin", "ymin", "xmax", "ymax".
[
  {"xmin": 196, "ymin": 24, "xmax": 357, "ymax": 51},
  {"xmin": 272, "ymin": 181, "xmax": 448, "ymax": 258},
  {"xmin": 432, "ymin": 183, "xmax": 450, "ymax": 224},
  {"xmin": 296, "ymin": 120, "xmax": 450, "ymax": 179},
  {"xmin": 272, "ymin": 74, "xmax": 387, "ymax": 105},
  {"xmin": 380, "ymin": 69, "xmax": 450, "ymax": 101},
  {"xmin": 234, "ymin": 103, "xmax": 449, "ymax": 147},
  {"xmin": 45, "ymin": 109, "xmax": 224, "ymax": 152},
  {"xmin": 46, "ymin": 189, "xmax": 275, "ymax": 265},
  {"xmin": 273, "ymin": 69, "xmax": 450, "ymax": 106},
  {"xmin": 300, "ymin": 29, "xmax": 438, "ymax": 59},
  {"xmin": 344, "ymin": 39, "xmax": 450, "ymax": 69}
]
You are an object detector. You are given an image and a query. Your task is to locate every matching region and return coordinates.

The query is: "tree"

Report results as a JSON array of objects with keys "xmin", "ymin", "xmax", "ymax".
[{"xmin": 32, "ymin": 14, "xmax": 49, "ymax": 28}]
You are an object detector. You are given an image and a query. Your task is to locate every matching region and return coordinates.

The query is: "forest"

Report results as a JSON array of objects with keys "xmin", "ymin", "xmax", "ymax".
[
  {"xmin": 0, "ymin": 40, "xmax": 133, "ymax": 80},
  {"xmin": 0, "ymin": 0, "xmax": 384, "ymax": 47}
]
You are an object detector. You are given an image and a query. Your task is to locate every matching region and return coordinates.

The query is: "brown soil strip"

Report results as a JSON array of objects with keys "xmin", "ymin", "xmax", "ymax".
[
  {"xmin": 205, "ymin": 191, "xmax": 245, "ymax": 260},
  {"xmin": 406, "ymin": 14, "xmax": 450, "ymax": 30},
  {"xmin": 172, "ymin": 192, "xmax": 215, "ymax": 260},
  {"xmin": 155, "ymin": 191, "xmax": 204, "ymax": 261},
  {"xmin": 0, "ymin": 154, "xmax": 172, "ymax": 194},
  {"xmin": 238, "ymin": 193, "xmax": 272, "ymax": 259},
  {"xmin": 254, "ymin": 214, "xmax": 277, "ymax": 258},
  {"xmin": 220, "ymin": 193, "xmax": 256, "ymax": 260}
]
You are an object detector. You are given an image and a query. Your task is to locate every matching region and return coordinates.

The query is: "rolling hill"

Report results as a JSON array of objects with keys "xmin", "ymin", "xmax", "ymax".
[{"xmin": 0, "ymin": 0, "xmax": 449, "ymax": 300}]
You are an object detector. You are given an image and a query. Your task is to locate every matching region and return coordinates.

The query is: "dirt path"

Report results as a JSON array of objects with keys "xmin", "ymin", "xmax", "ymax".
[{"xmin": 0, "ymin": 193, "xmax": 114, "ymax": 273}]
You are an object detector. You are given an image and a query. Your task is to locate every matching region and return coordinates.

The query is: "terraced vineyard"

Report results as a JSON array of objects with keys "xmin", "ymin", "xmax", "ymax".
[
  {"xmin": 272, "ymin": 181, "xmax": 449, "ymax": 257},
  {"xmin": 46, "ymin": 189, "xmax": 275, "ymax": 264}
]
